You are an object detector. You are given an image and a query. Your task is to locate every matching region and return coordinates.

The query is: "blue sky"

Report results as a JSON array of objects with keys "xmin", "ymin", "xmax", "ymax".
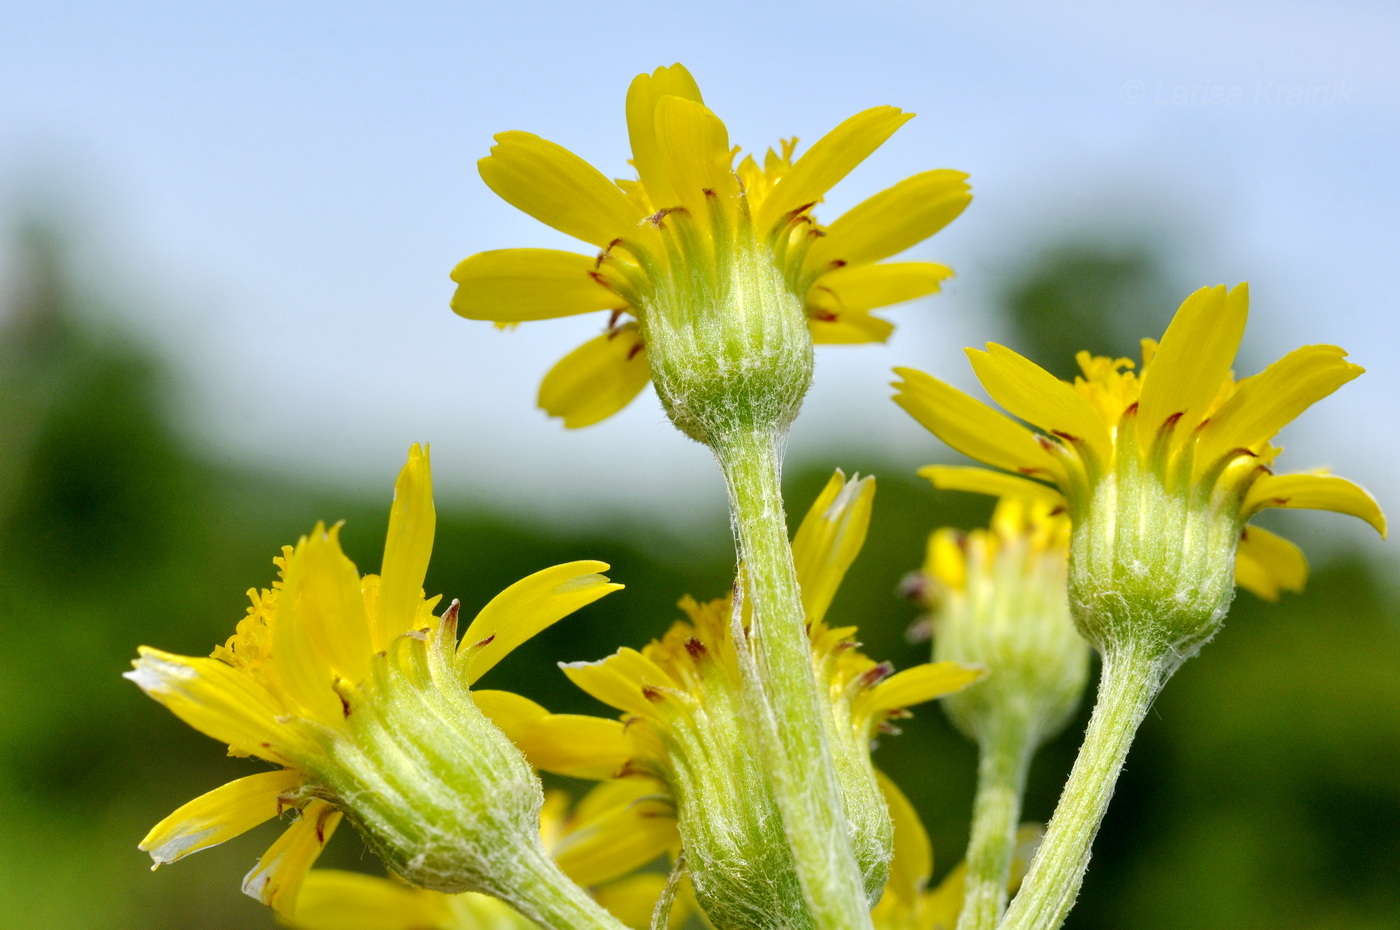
[{"xmin": 2, "ymin": 0, "xmax": 1396, "ymax": 544}]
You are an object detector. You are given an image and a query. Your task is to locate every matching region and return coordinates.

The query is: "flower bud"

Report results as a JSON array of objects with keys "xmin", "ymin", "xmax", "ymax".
[{"xmin": 918, "ymin": 497, "xmax": 1089, "ymax": 746}]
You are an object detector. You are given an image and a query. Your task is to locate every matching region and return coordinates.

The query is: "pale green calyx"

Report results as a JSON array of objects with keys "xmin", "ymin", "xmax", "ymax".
[
  {"xmin": 1066, "ymin": 413, "xmax": 1249, "ymax": 674},
  {"xmin": 632, "ymin": 209, "xmax": 814, "ymax": 445},
  {"xmin": 302, "ymin": 606, "xmax": 567, "ymax": 909},
  {"xmin": 562, "ymin": 591, "xmax": 890, "ymax": 930}
]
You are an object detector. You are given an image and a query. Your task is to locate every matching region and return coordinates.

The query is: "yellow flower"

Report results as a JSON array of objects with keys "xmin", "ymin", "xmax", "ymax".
[
  {"xmin": 288, "ymin": 784, "xmax": 687, "ymax": 930},
  {"xmin": 126, "ymin": 445, "xmax": 622, "ymax": 917},
  {"xmin": 453, "ymin": 63, "xmax": 969, "ymax": 431},
  {"xmin": 895, "ymin": 285, "xmax": 1385, "ymax": 656},
  {"xmin": 491, "ymin": 471, "xmax": 981, "ymax": 929}
]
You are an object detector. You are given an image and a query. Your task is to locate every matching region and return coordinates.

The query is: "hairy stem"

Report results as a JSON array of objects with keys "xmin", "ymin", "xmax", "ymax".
[
  {"xmin": 999, "ymin": 643, "xmax": 1165, "ymax": 930},
  {"xmin": 713, "ymin": 426, "xmax": 874, "ymax": 930},
  {"xmin": 503, "ymin": 842, "xmax": 631, "ymax": 930},
  {"xmin": 956, "ymin": 711, "xmax": 1035, "ymax": 930}
]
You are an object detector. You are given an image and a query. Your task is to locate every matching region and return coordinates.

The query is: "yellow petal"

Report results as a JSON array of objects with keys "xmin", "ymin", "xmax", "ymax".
[
  {"xmin": 791, "ymin": 470, "xmax": 875, "ymax": 628},
  {"xmin": 809, "ymin": 261, "xmax": 953, "ymax": 313},
  {"xmin": 569, "ymin": 775, "xmax": 661, "ymax": 823},
  {"xmin": 924, "ymin": 860, "xmax": 969, "ymax": 928},
  {"xmin": 441, "ymin": 892, "xmax": 537, "ymax": 928},
  {"xmin": 1234, "ymin": 525, "xmax": 1308, "ymax": 601},
  {"xmin": 292, "ymin": 871, "xmax": 456, "ymax": 930},
  {"xmin": 242, "ymin": 800, "xmax": 342, "ymax": 918},
  {"xmin": 140, "ymin": 770, "xmax": 303, "ymax": 867},
  {"xmin": 757, "ymin": 106, "xmax": 914, "ymax": 230},
  {"xmin": 866, "ymin": 661, "xmax": 986, "ymax": 715},
  {"xmin": 538, "ymin": 323, "xmax": 652, "ymax": 429},
  {"xmin": 479, "ymin": 131, "xmax": 643, "ymax": 248},
  {"xmin": 125, "ymin": 648, "xmax": 300, "ymax": 764},
  {"xmin": 519, "ymin": 714, "xmax": 634, "ymax": 780},
  {"xmin": 376, "ymin": 444, "xmax": 436, "ymax": 650},
  {"xmin": 472, "ymin": 688, "xmax": 549, "ymax": 741},
  {"xmin": 473, "ymin": 690, "xmax": 632, "ymax": 778},
  {"xmin": 653, "ymin": 95, "xmax": 737, "ymax": 214},
  {"xmin": 918, "ymin": 465, "xmax": 1066, "ymax": 510},
  {"xmin": 460, "ymin": 561, "xmax": 623, "ymax": 685},
  {"xmin": 1244, "ymin": 473, "xmax": 1386, "ymax": 537},
  {"xmin": 808, "ymin": 309, "xmax": 895, "ymax": 344},
  {"xmin": 967, "ymin": 344, "xmax": 1112, "ymax": 464},
  {"xmin": 553, "ymin": 780, "xmax": 676, "ymax": 886},
  {"xmin": 560, "ymin": 648, "xmax": 674, "ymax": 718},
  {"xmin": 807, "ymin": 170, "xmax": 970, "ymax": 271},
  {"xmin": 593, "ymin": 873, "xmax": 670, "ymax": 930},
  {"xmin": 450, "ymin": 249, "xmax": 622, "ymax": 322},
  {"xmin": 892, "ymin": 368, "xmax": 1063, "ymax": 483},
  {"xmin": 626, "ymin": 63, "xmax": 705, "ymax": 210},
  {"xmin": 1197, "ymin": 344, "xmax": 1363, "ymax": 465},
  {"xmin": 877, "ymin": 770, "xmax": 932, "ymax": 906},
  {"xmin": 925, "ymin": 527, "xmax": 967, "ymax": 590},
  {"xmin": 1136, "ymin": 284, "xmax": 1248, "ymax": 446},
  {"xmin": 273, "ymin": 525, "xmax": 371, "ymax": 723}
]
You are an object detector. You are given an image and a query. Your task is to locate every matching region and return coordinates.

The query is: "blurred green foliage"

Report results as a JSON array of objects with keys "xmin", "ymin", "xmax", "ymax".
[
  {"xmin": 1000, "ymin": 238, "xmax": 1179, "ymax": 380},
  {"xmin": 0, "ymin": 222, "xmax": 1394, "ymax": 929}
]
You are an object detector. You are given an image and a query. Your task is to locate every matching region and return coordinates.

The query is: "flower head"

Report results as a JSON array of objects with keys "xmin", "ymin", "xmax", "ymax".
[
  {"xmin": 126, "ymin": 445, "xmax": 622, "ymax": 916},
  {"xmin": 500, "ymin": 472, "xmax": 981, "ymax": 928},
  {"xmin": 913, "ymin": 497, "xmax": 1089, "ymax": 747},
  {"xmin": 454, "ymin": 63, "xmax": 969, "ymax": 439},
  {"xmin": 895, "ymin": 285, "xmax": 1385, "ymax": 663}
]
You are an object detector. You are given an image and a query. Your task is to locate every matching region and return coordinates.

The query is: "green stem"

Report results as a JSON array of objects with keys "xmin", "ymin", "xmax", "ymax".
[
  {"xmin": 503, "ymin": 842, "xmax": 631, "ymax": 930},
  {"xmin": 712, "ymin": 426, "xmax": 874, "ymax": 930},
  {"xmin": 957, "ymin": 711, "xmax": 1036, "ymax": 930},
  {"xmin": 998, "ymin": 643, "xmax": 1165, "ymax": 930}
]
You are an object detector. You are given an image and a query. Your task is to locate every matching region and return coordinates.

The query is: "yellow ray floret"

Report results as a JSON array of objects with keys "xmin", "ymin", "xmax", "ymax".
[
  {"xmin": 125, "ymin": 445, "xmax": 623, "ymax": 916},
  {"xmin": 453, "ymin": 63, "xmax": 970, "ymax": 427},
  {"xmin": 894, "ymin": 284, "xmax": 1385, "ymax": 603}
]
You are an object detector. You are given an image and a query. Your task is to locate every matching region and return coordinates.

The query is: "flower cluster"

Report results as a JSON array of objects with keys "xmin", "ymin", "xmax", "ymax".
[{"xmin": 125, "ymin": 60, "xmax": 1388, "ymax": 930}]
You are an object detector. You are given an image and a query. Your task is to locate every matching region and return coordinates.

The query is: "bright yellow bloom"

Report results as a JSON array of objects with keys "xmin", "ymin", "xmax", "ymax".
[
  {"xmin": 490, "ymin": 471, "xmax": 982, "ymax": 929},
  {"xmin": 289, "ymin": 784, "xmax": 686, "ymax": 930},
  {"xmin": 454, "ymin": 63, "xmax": 969, "ymax": 429},
  {"xmin": 894, "ymin": 285, "xmax": 1385, "ymax": 635},
  {"xmin": 126, "ymin": 445, "xmax": 622, "ymax": 917}
]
